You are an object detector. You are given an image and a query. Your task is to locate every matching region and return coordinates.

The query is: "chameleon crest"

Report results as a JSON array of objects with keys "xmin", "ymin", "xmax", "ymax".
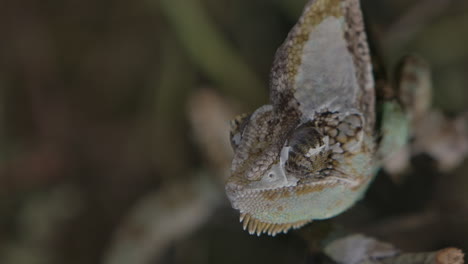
[{"xmin": 226, "ymin": 0, "xmax": 378, "ymax": 236}]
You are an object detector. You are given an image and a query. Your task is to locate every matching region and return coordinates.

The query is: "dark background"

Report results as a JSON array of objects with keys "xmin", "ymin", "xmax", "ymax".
[{"xmin": 0, "ymin": 0, "xmax": 467, "ymax": 263}]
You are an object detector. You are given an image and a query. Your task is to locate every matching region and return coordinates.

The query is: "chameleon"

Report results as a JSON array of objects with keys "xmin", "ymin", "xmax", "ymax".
[{"xmin": 225, "ymin": 0, "xmax": 431, "ymax": 236}]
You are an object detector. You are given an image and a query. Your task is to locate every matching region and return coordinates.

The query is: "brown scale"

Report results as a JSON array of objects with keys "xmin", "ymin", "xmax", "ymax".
[
  {"xmin": 334, "ymin": 114, "xmax": 364, "ymax": 152},
  {"xmin": 316, "ymin": 112, "xmax": 364, "ymax": 151}
]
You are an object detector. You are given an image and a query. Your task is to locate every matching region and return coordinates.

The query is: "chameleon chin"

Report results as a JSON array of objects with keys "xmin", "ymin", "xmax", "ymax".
[{"xmin": 225, "ymin": 0, "xmax": 428, "ymax": 236}]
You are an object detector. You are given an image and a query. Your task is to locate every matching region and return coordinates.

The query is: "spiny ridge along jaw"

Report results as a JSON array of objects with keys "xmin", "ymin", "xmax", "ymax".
[
  {"xmin": 239, "ymin": 213, "xmax": 311, "ymax": 236},
  {"xmin": 236, "ymin": 176, "xmax": 358, "ymax": 195}
]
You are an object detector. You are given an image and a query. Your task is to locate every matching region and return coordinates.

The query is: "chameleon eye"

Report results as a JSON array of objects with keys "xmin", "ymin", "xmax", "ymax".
[
  {"xmin": 284, "ymin": 122, "xmax": 329, "ymax": 177},
  {"xmin": 229, "ymin": 113, "xmax": 251, "ymax": 150}
]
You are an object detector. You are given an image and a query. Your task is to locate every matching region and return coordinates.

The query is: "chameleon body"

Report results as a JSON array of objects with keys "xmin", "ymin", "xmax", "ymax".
[{"xmin": 226, "ymin": 0, "xmax": 429, "ymax": 236}]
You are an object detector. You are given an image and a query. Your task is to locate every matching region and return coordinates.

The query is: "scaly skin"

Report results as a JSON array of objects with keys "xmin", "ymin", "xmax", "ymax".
[{"xmin": 225, "ymin": 0, "xmax": 430, "ymax": 236}]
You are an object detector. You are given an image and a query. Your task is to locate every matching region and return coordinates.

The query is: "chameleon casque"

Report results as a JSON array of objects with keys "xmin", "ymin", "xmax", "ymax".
[{"xmin": 226, "ymin": 0, "xmax": 429, "ymax": 236}]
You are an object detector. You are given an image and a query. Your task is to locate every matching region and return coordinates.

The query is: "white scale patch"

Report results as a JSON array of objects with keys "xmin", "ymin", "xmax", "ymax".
[
  {"xmin": 305, "ymin": 135, "xmax": 329, "ymax": 157},
  {"xmin": 294, "ymin": 17, "xmax": 360, "ymax": 118}
]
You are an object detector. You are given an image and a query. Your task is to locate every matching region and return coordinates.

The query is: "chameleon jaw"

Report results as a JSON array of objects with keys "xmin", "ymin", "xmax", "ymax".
[
  {"xmin": 226, "ymin": 176, "xmax": 359, "ymax": 198},
  {"xmin": 226, "ymin": 177, "xmax": 363, "ymax": 236}
]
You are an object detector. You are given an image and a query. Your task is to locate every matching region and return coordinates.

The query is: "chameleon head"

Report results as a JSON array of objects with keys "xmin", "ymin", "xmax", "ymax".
[{"xmin": 226, "ymin": 105, "xmax": 374, "ymax": 236}]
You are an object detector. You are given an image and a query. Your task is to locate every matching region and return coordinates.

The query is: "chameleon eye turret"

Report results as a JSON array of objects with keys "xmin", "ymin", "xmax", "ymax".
[{"xmin": 284, "ymin": 122, "xmax": 330, "ymax": 177}]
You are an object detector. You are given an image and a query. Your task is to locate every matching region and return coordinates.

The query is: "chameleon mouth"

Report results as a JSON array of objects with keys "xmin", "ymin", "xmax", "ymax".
[
  {"xmin": 227, "ymin": 176, "xmax": 357, "ymax": 199},
  {"xmin": 239, "ymin": 212, "xmax": 311, "ymax": 236}
]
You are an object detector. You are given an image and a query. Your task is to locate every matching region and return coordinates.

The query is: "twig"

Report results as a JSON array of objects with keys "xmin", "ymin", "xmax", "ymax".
[
  {"xmin": 324, "ymin": 234, "xmax": 465, "ymax": 264},
  {"xmin": 380, "ymin": 248, "xmax": 464, "ymax": 264}
]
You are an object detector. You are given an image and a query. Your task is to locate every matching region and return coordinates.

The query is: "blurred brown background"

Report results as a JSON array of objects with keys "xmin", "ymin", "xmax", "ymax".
[{"xmin": 0, "ymin": 0, "xmax": 467, "ymax": 263}]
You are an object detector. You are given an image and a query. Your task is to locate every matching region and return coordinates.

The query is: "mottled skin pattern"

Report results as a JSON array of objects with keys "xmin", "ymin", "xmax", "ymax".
[{"xmin": 226, "ymin": 0, "xmax": 429, "ymax": 236}]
